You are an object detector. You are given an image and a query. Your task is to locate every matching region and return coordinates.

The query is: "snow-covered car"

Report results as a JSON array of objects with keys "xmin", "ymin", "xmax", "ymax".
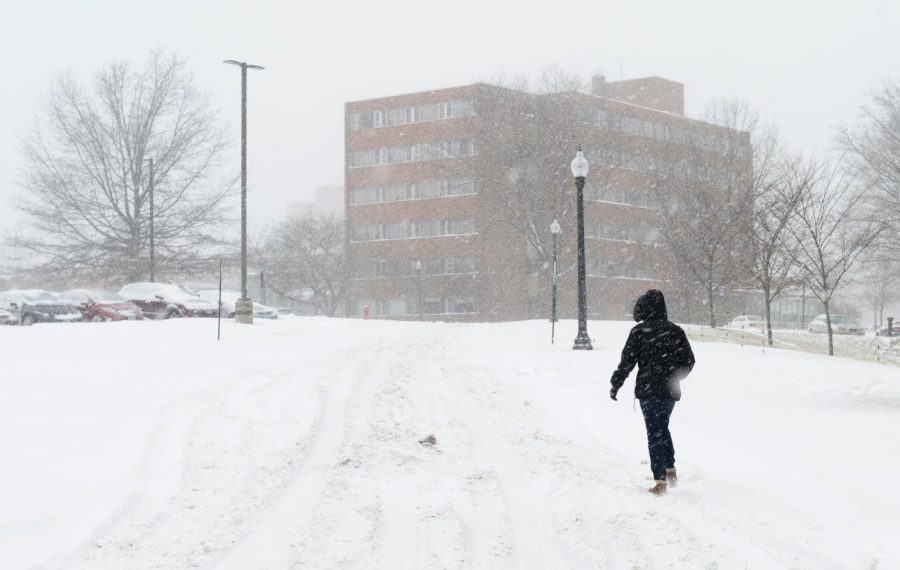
[
  {"xmin": 196, "ymin": 290, "xmax": 279, "ymax": 319},
  {"xmin": 58, "ymin": 289, "xmax": 144, "ymax": 322},
  {"xmin": 118, "ymin": 282, "xmax": 219, "ymax": 319},
  {"xmin": 875, "ymin": 324, "xmax": 900, "ymax": 337},
  {"xmin": 807, "ymin": 314, "xmax": 865, "ymax": 335},
  {"xmin": 0, "ymin": 307, "xmax": 18, "ymax": 325},
  {"xmin": 726, "ymin": 315, "xmax": 767, "ymax": 330},
  {"xmin": 0, "ymin": 289, "xmax": 83, "ymax": 326}
]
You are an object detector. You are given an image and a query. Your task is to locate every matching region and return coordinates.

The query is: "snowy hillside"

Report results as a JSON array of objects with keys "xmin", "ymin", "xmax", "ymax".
[{"xmin": 1, "ymin": 318, "xmax": 898, "ymax": 569}]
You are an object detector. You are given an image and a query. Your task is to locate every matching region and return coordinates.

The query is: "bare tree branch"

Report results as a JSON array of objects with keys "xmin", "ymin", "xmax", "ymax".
[{"xmin": 7, "ymin": 50, "xmax": 236, "ymax": 286}]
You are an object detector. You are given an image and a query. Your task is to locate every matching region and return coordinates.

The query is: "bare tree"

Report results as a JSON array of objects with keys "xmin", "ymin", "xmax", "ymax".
[
  {"xmin": 838, "ymin": 80, "xmax": 900, "ymax": 259},
  {"xmin": 8, "ymin": 50, "xmax": 233, "ymax": 285},
  {"xmin": 653, "ymin": 99, "xmax": 756, "ymax": 327},
  {"xmin": 468, "ymin": 69, "xmax": 584, "ymax": 274},
  {"xmin": 746, "ymin": 143, "xmax": 806, "ymax": 345},
  {"xmin": 257, "ymin": 216, "xmax": 346, "ymax": 317},
  {"xmin": 786, "ymin": 157, "xmax": 884, "ymax": 355},
  {"xmin": 860, "ymin": 259, "xmax": 900, "ymax": 330}
]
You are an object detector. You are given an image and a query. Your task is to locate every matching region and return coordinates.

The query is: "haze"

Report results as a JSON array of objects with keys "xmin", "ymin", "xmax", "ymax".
[{"xmin": 1, "ymin": 0, "xmax": 899, "ymax": 232}]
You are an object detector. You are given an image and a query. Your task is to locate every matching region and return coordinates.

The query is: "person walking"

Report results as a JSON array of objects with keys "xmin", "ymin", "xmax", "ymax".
[{"xmin": 609, "ymin": 289, "xmax": 695, "ymax": 495}]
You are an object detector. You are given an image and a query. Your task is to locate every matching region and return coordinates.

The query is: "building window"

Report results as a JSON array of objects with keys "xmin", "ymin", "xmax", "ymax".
[
  {"xmin": 448, "ymin": 178, "xmax": 476, "ymax": 196},
  {"xmin": 351, "ymin": 224, "xmax": 382, "ymax": 241},
  {"xmin": 416, "ymin": 102, "xmax": 446, "ymax": 122},
  {"xmin": 450, "ymin": 139, "xmax": 476, "ymax": 156},
  {"xmin": 385, "ymin": 107, "xmax": 410, "ymax": 126},
  {"xmin": 388, "ymin": 146, "xmax": 410, "ymax": 163},
  {"xmin": 351, "ymin": 99, "xmax": 474, "ymax": 131},
  {"xmin": 350, "ymin": 149, "xmax": 378, "ymax": 167},
  {"xmin": 449, "ymin": 297, "xmax": 476, "ymax": 314},
  {"xmin": 586, "ymin": 184, "xmax": 654, "ymax": 208},
  {"xmin": 350, "ymin": 186, "xmax": 381, "ymax": 205},
  {"xmin": 588, "ymin": 258, "xmax": 656, "ymax": 280},
  {"xmin": 379, "ymin": 299, "xmax": 408, "ymax": 316},
  {"xmin": 449, "ymin": 100, "xmax": 475, "ymax": 118},
  {"xmin": 447, "ymin": 256, "xmax": 476, "ymax": 274},
  {"xmin": 421, "ymin": 298, "xmax": 443, "ymax": 314},
  {"xmin": 383, "ymin": 221, "xmax": 409, "ymax": 240},
  {"xmin": 411, "ymin": 219, "xmax": 442, "ymax": 238},
  {"xmin": 588, "ymin": 296, "xmax": 602, "ymax": 317},
  {"xmin": 446, "ymin": 218, "xmax": 476, "ymax": 235},
  {"xmin": 349, "ymin": 139, "xmax": 476, "ymax": 169},
  {"xmin": 382, "ymin": 184, "xmax": 410, "ymax": 202},
  {"xmin": 351, "ymin": 219, "xmax": 477, "ymax": 242},
  {"xmin": 415, "ymin": 180, "xmax": 444, "ymax": 199},
  {"xmin": 586, "ymin": 221, "xmax": 662, "ymax": 244},
  {"xmin": 350, "ymin": 178, "xmax": 477, "ymax": 205}
]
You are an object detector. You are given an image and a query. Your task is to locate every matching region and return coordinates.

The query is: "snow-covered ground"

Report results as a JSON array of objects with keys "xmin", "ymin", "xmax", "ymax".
[{"xmin": 1, "ymin": 317, "xmax": 898, "ymax": 569}]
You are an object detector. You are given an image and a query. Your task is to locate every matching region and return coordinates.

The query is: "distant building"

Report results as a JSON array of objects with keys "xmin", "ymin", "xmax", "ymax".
[
  {"xmin": 344, "ymin": 76, "xmax": 749, "ymax": 322},
  {"xmin": 287, "ymin": 185, "xmax": 344, "ymax": 220}
]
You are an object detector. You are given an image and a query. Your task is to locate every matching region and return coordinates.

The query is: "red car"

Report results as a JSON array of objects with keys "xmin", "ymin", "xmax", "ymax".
[
  {"xmin": 118, "ymin": 282, "xmax": 219, "ymax": 319},
  {"xmin": 58, "ymin": 289, "xmax": 144, "ymax": 322}
]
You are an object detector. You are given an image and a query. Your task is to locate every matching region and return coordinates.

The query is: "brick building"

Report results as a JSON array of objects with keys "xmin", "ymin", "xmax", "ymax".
[{"xmin": 344, "ymin": 76, "xmax": 748, "ymax": 321}]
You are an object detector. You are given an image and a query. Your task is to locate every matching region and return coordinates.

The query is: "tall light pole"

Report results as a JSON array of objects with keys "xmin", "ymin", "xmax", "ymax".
[
  {"xmin": 571, "ymin": 147, "xmax": 593, "ymax": 350},
  {"xmin": 143, "ymin": 157, "xmax": 155, "ymax": 282},
  {"xmin": 224, "ymin": 59, "xmax": 265, "ymax": 324},
  {"xmin": 550, "ymin": 219, "xmax": 561, "ymax": 344},
  {"xmin": 415, "ymin": 259, "xmax": 423, "ymax": 320}
]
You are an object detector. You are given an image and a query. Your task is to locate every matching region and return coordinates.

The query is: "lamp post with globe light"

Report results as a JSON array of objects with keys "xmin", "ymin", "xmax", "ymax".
[
  {"xmin": 550, "ymin": 219, "xmax": 561, "ymax": 344},
  {"xmin": 571, "ymin": 147, "xmax": 593, "ymax": 350}
]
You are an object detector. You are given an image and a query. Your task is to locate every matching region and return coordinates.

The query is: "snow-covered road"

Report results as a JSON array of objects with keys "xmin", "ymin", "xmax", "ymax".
[{"xmin": 1, "ymin": 318, "xmax": 898, "ymax": 569}]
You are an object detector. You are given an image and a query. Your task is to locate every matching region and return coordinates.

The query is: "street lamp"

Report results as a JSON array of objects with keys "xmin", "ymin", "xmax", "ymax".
[
  {"xmin": 571, "ymin": 147, "xmax": 593, "ymax": 350},
  {"xmin": 415, "ymin": 259, "xmax": 423, "ymax": 320},
  {"xmin": 550, "ymin": 219, "xmax": 561, "ymax": 344},
  {"xmin": 143, "ymin": 157, "xmax": 156, "ymax": 282},
  {"xmin": 224, "ymin": 59, "xmax": 265, "ymax": 324}
]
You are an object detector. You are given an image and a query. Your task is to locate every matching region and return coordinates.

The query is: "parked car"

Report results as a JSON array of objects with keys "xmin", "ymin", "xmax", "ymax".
[
  {"xmin": 58, "ymin": 289, "xmax": 144, "ymax": 322},
  {"xmin": 807, "ymin": 314, "xmax": 865, "ymax": 335},
  {"xmin": 726, "ymin": 315, "xmax": 768, "ymax": 330},
  {"xmin": 875, "ymin": 324, "xmax": 900, "ymax": 337},
  {"xmin": 0, "ymin": 307, "xmax": 19, "ymax": 326},
  {"xmin": 118, "ymin": 282, "xmax": 219, "ymax": 319},
  {"xmin": 0, "ymin": 289, "xmax": 83, "ymax": 325},
  {"xmin": 195, "ymin": 290, "xmax": 279, "ymax": 319}
]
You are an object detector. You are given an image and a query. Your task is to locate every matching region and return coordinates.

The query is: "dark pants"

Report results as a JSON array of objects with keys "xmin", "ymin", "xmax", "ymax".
[{"xmin": 640, "ymin": 399, "xmax": 676, "ymax": 481}]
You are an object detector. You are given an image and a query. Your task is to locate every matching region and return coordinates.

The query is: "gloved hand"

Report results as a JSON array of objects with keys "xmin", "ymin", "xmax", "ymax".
[{"xmin": 610, "ymin": 387, "xmax": 619, "ymax": 401}]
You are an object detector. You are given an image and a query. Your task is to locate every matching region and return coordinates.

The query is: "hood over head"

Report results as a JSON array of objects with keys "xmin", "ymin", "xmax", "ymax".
[{"xmin": 632, "ymin": 289, "xmax": 668, "ymax": 322}]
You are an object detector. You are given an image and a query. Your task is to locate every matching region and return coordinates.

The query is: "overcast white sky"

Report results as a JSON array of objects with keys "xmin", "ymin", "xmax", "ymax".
[{"xmin": 1, "ymin": 0, "xmax": 899, "ymax": 235}]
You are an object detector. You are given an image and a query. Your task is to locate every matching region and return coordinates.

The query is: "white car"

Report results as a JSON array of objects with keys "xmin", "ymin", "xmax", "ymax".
[
  {"xmin": 196, "ymin": 290, "xmax": 279, "ymax": 319},
  {"xmin": 0, "ymin": 307, "xmax": 19, "ymax": 325},
  {"xmin": 727, "ymin": 315, "xmax": 767, "ymax": 330},
  {"xmin": 807, "ymin": 314, "xmax": 865, "ymax": 335},
  {"xmin": 0, "ymin": 289, "xmax": 83, "ymax": 325}
]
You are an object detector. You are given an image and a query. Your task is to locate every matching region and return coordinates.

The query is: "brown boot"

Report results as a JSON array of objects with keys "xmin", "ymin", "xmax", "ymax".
[
  {"xmin": 666, "ymin": 468, "xmax": 678, "ymax": 488},
  {"xmin": 648, "ymin": 480, "xmax": 667, "ymax": 495}
]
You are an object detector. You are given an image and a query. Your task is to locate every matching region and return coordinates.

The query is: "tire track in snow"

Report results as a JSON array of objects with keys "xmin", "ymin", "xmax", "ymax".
[
  {"xmin": 414, "ymin": 329, "xmax": 554, "ymax": 569},
  {"xmin": 69, "ymin": 337, "xmax": 367, "ymax": 569},
  {"xmin": 215, "ymin": 329, "xmax": 432, "ymax": 569},
  {"xmin": 281, "ymin": 327, "xmax": 454, "ymax": 569}
]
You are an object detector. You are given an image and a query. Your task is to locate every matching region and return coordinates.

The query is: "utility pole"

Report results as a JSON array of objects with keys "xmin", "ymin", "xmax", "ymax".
[
  {"xmin": 223, "ymin": 59, "xmax": 265, "ymax": 324},
  {"xmin": 146, "ymin": 158, "xmax": 155, "ymax": 282}
]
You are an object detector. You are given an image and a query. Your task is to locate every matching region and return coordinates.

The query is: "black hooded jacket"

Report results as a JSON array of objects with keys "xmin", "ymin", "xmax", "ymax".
[{"xmin": 610, "ymin": 290, "xmax": 695, "ymax": 401}]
